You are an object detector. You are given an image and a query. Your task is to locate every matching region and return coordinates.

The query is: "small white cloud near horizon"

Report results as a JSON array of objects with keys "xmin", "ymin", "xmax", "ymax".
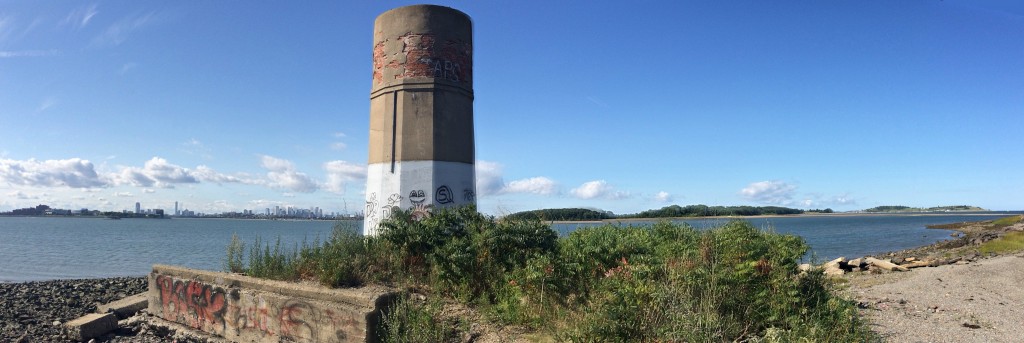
[
  {"xmin": 740, "ymin": 180, "xmax": 797, "ymax": 205},
  {"xmin": 323, "ymin": 160, "xmax": 367, "ymax": 195},
  {"xmin": 505, "ymin": 177, "xmax": 558, "ymax": 195},
  {"xmin": 476, "ymin": 161, "xmax": 560, "ymax": 196},
  {"xmin": 655, "ymin": 191, "xmax": 672, "ymax": 203},
  {"xmin": 260, "ymin": 155, "xmax": 318, "ymax": 193},
  {"xmin": 0, "ymin": 158, "xmax": 107, "ymax": 188},
  {"xmin": 114, "ymin": 157, "xmax": 198, "ymax": 188},
  {"xmin": 571, "ymin": 180, "xmax": 630, "ymax": 200}
]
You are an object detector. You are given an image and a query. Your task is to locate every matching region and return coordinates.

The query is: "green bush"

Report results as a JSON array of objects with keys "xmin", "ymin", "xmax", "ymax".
[
  {"xmin": 560, "ymin": 220, "xmax": 877, "ymax": 342},
  {"xmin": 226, "ymin": 210, "xmax": 877, "ymax": 342}
]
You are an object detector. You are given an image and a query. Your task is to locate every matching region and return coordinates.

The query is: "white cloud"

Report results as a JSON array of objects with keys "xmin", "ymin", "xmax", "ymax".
[
  {"xmin": 0, "ymin": 158, "xmax": 107, "ymax": 188},
  {"xmin": 143, "ymin": 188, "xmax": 155, "ymax": 193},
  {"xmin": 36, "ymin": 97, "xmax": 57, "ymax": 112},
  {"xmin": 0, "ymin": 50, "xmax": 59, "ymax": 58},
  {"xmin": 740, "ymin": 180, "xmax": 797, "ymax": 205},
  {"xmin": 115, "ymin": 157, "xmax": 197, "ymax": 188},
  {"xmin": 475, "ymin": 161, "xmax": 506, "ymax": 196},
  {"xmin": 333, "ymin": 132, "xmax": 347, "ymax": 138},
  {"xmin": 505, "ymin": 177, "xmax": 558, "ymax": 195},
  {"xmin": 180, "ymin": 138, "xmax": 213, "ymax": 160},
  {"xmin": 92, "ymin": 11, "xmax": 156, "ymax": 46},
  {"xmin": 260, "ymin": 155, "xmax": 318, "ymax": 193},
  {"xmin": 655, "ymin": 191, "xmax": 672, "ymax": 203},
  {"xmin": 476, "ymin": 161, "xmax": 559, "ymax": 196},
  {"xmin": 330, "ymin": 142, "xmax": 347, "ymax": 151},
  {"xmin": 64, "ymin": 4, "xmax": 99, "ymax": 29},
  {"xmin": 193, "ymin": 165, "xmax": 256, "ymax": 184},
  {"xmin": 115, "ymin": 192, "xmax": 133, "ymax": 197},
  {"xmin": 323, "ymin": 160, "xmax": 366, "ymax": 194},
  {"xmin": 573, "ymin": 181, "xmax": 610, "ymax": 200}
]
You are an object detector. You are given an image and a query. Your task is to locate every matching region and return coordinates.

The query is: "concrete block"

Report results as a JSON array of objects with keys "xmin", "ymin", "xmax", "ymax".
[
  {"xmin": 97, "ymin": 292, "xmax": 149, "ymax": 319},
  {"xmin": 65, "ymin": 312, "xmax": 118, "ymax": 341}
]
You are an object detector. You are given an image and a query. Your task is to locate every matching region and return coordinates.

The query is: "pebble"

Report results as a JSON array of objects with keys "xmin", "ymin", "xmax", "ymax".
[{"xmin": 0, "ymin": 277, "xmax": 175, "ymax": 342}]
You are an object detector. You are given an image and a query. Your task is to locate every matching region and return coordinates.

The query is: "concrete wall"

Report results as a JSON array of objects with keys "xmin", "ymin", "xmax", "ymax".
[
  {"xmin": 148, "ymin": 265, "xmax": 397, "ymax": 343},
  {"xmin": 365, "ymin": 5, "xmax": 475, "ymax": 235}
]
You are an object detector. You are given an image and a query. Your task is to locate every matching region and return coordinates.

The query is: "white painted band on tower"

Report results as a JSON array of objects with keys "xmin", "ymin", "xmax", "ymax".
[{"xmin": 364, "ymin": 5, "xmax": 475, "ymax": 235}]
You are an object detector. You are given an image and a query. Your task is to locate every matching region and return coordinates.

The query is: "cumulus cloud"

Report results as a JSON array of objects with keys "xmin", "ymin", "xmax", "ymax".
[
  {"xmin": 655, "ymin": 191, "xmax": 672, "ymax": 203},
  {"xmin": 476, "ymin": 161, "xmax": 559, "ymax": 196},
  {"xmin": 323, "ymin": 160, "xmax": 366, "ymax": 194},
  {"xmin": 740, "ymin": 180, "xmax": 797, "ymax": 205},
  {"xmin": 0, "ymin": 158, "xmax": 107, "ymax": 188},
  {"xmin": 571, "ymin": 180, "xmax": 630, "ymax": 200},
  {"xmin": 261, "ymin": 155, "xmax": 318, "ymax": 193},
  {"xmin": 115, "ymin": 157, "xmax": 197, "ymax": 188},
  {"xmin": 193, "ymin": 165, "xmax": 256, "ymax": 184},
  {"xmin": 505, "ymin": 177, "xmax": 558, "ymax": 195}
]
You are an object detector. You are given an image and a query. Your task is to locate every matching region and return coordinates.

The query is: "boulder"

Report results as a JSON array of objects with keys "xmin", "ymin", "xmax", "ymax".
[{"xmin": 865, "ymin": 257, "xmax": 908, "ymax": 272}]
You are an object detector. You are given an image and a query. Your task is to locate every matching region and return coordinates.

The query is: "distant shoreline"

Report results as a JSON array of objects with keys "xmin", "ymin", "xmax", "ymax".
[{"xmin": 547, "ymin": 211, "xmax": 1018, "ymax": 224}]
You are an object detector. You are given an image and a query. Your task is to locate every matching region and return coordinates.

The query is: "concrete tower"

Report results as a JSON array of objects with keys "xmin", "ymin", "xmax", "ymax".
[{"xmin": 364, "ymin": 5, "xmax": 475, "ymax": 235}]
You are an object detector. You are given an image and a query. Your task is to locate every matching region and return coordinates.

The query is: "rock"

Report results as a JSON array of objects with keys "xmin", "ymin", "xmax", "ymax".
[
  {"xmin": 823, "ymin": 257, "xmax": 847, "ymax": 276},
  {"xmin": 798, "ymin": 263, "xmax": 812, "ymax": 272},
  {"xmin": 865, "ymin": 257, "xmax": 908, "ymax": 272},
  {"xmin": 902, "ymin": 260, "xmax": 931, "ymax": 269},
  {"xmin": 904, "ymin": 257, "xmax": 917, "ymax": 262}
]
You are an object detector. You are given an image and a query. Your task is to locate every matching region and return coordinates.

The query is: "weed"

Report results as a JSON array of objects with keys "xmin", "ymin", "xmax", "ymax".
[
  {"xmin": 979, "ymin": 231, "xmax": 1024, "ymax": 254},
  {"xmin": 991, "ymin": 215, "xmax": 1023, "ymax": 228}
]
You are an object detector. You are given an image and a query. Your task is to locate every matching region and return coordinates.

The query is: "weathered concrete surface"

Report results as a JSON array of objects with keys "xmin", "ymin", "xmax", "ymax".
[
  {"xmin": 64, "ymin": 312, "xmax": 118, "ymax": 341},
  {"xmin": 148, "ymin": 265, "xmax": 398, "ymax": 343},
  {"xmin": 365, "ymin": 5, "xmax": 476, "ymax": 234},
  {"xmin": 97, "ymin": 292, "xmax": 148, "ymax": 319}
]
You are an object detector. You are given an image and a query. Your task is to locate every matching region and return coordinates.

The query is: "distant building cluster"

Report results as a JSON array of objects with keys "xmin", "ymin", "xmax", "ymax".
[{"xmin": 1, "ymin": 201, "xmax": 358, "ymax": 220}]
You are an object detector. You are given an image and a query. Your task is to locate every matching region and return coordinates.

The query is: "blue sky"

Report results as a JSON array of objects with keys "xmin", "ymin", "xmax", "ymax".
[{"xmin": 1, "ymin": 1, "xmax": 1022, "ymax": 215}]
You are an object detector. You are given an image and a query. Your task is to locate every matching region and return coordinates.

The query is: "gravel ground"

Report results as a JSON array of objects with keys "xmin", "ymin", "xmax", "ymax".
[
  {"xmin": 0, "ymin": 276, "xmax": 184, "ymax": 342},
  {"xmin": 846, "ymin": 253, "xmax": 1024, "ymax": 343}
]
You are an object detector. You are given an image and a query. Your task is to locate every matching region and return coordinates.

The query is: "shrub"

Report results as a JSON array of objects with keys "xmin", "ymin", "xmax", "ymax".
[
  {"xmin": 377, "ymin": 294, "xmax": 455, "ymax": 343},
  {"xmin": 224, "ymin": 233, "xmax": 245, "ymax": 273}
]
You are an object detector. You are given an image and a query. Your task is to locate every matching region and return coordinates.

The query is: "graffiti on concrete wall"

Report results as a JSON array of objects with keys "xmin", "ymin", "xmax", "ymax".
[
  {"xmin": 155, "ymin": 275, "xmax": 361, "ymax": 342},
  {"xmin": 435, "ymin": 185, "xmax": 454, "ymax": 204},
  {"xmin": 373, "ymin": 33, "xmax": 472, "ymax": 85},
  {"xmin": 155, "ymin": 275, "xmax": 228, "ymax": 332}
]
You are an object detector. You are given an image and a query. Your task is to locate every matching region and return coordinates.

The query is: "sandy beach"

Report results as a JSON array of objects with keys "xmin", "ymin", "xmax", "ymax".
[{"xmin": 846, "ymin": 253, "xmax": 1024, "ymax": 342}]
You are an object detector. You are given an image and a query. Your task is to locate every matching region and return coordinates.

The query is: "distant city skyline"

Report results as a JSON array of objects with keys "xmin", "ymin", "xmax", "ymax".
[{"xmin": 1, "ymin": 1, "xmax": 1022, "ymax": 214}]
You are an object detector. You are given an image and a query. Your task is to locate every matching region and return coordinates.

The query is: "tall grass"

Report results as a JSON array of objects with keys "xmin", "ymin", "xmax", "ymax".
[
  {"xmin": 225, "ymin": 207, "xmax": 877, "ymax": 342},
  {"xmin": 980, "ymin": 231, "xmax": 1024, "ymax": 255}
]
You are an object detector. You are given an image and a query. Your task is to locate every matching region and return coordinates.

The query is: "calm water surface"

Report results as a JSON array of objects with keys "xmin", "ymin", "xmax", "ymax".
[
  {"xmin": 1, "ymin": 213, "xmax": 1019, "ymax": 282},
  {"xmin": 0, "ymin": 217, "xmax": 344, "ymax": 282}
]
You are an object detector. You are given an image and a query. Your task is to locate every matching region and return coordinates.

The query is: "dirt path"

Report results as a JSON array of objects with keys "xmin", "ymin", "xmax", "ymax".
[{"xmin": 845, "ymin": 253, "xmax": 1024, "ymax": 343}]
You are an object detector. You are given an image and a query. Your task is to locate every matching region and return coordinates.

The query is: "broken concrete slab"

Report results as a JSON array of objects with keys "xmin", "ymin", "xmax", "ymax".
[
  {"xmin": 65, "ymin": 312, "xmax": 118, "ymax": 341},
  {"xmin": 97, "ymin": 292, "xmax": 148, "ymax": 319}
]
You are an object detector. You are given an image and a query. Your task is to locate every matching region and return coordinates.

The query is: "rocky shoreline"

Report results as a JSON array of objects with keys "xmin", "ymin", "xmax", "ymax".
[
  {"xmin": 814, "ymin": 215, "xmax": 1024, "ymax": 277},
  {"xmin": 0, "ymin": 277, "xmax": 176, "ymax": 342}
]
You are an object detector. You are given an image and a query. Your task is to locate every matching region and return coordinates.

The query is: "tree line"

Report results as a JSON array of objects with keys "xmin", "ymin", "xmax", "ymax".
[{"xmin": 506, "ymin": 204, "xmax": 830, "ymax": 221}]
